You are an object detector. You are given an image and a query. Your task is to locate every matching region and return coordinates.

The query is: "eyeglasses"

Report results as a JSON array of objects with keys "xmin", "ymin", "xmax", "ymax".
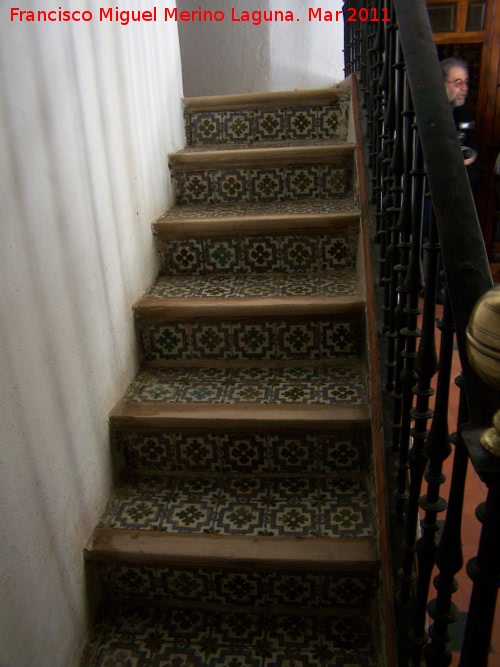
[{"xmin": 446, "ymin": 78, "xmax": 470, "ymax": 89}]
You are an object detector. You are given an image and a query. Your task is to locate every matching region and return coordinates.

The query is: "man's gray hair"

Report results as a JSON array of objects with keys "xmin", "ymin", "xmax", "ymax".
[{"xmin": 440, "ymin": 57, "xmax": 469, "ymax": 79}]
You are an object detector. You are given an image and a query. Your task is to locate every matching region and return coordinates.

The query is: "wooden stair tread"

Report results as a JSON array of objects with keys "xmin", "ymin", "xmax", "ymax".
[
  {"xmin": 134, "ymin": 293, "xmax": 365, "ymax": 321},
  {"xmin": 87, "ymin": 528, "xmax": 379, "ymax": 572},
  {"xmin": 169, "ymin": 142, "xmax": 355, "ymax": 169},
  {"xmin": 183, "ymin": 86, "xmax": 350, "ymax": 113},
  {"xmin": 111, "ymin": 400, "xmax": 371, "ymax": 432},
  {"xmin": 179, "ymin": 137, "xmax": 346, "ymax": 153},
  {"xmin": 154, "ymin": 210, "xmax": 360, "ymax": 238}
]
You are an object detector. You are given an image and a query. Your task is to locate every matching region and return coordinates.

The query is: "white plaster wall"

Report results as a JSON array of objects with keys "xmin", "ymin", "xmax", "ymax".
[
  {"xmin": 178, "ymin": 0, "xmax": 272, "ymax": 96},
  {"xmin": 179, "ymin": 0, "xmax": 345, "ymax": 96},
  {"xmin": 0, "ymin": 2, "xmax": 184, "ymax": 666}
]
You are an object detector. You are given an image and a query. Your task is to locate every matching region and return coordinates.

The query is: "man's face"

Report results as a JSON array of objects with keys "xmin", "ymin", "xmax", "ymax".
[{"xmin": 444, "ymin": 66, "xmax": 469, "ymax": 107}]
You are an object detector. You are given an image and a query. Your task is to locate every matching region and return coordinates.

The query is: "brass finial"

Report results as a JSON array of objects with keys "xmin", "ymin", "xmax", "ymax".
[{"xmin": 466, "ymin": 285, "xmax": 500, "ymax": 457}]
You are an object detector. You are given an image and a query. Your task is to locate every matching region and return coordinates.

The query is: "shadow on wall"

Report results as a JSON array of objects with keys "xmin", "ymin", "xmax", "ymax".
[
  {"xmin": 178, "ymin": 0, "xmax": 272, "ymax": 97},
  {"xmin": 177, "ymin": 0, "xmax": 346, "ymax": 97}
]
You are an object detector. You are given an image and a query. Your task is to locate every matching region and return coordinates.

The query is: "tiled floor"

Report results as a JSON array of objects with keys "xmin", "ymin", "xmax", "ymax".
[{"xmin": 425, "ymin": 302, "xmax": 500, "ymax": 666}]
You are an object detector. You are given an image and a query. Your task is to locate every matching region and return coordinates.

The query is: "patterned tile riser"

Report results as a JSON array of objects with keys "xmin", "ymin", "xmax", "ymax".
[
  {"xmin": 99, "ymin": 475, "xmax": 373, "ymax": 539},
  {"xmin": 138, "ymin": 319, "xmax": 362, "ymax": 363},
  {"xmin": 80, "ymin": 604, "xmax": 379, "ymax": 667},
  {"xmin": 113, "ymin": 430, "xmax": 369, "ymax": 475},
  {"xmin": 171, "ymin": 165, "xmax": 353, "ymax": 206},
  {"xmin": 94, "ymin": 562, "xmax": 377, "ymax": 610},
  {"xmin": 185, "ymin": 103, "xmax": 350, "ymax": 146},
  {"xmin": 156, "ymin": 230, "xmax": 358, "ymax": 275}
]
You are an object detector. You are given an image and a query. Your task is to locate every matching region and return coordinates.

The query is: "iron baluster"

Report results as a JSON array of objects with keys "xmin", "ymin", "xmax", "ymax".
[
  {"xmin": 384, "ymin": 33, "xmax": 405, "ymax": 394},
  {"xmin": 412, "ymin": 292, "xmax": 455, "ymax": 665},
  {"xmin": 399, "ymin": 201, "xmax": 440, "ymax": 605},
  {"xmin": 425, "ymin": 376, "xmax": 468, "ymax": 667},
  {"xmin": 394, "ymin": 129, "xmax": 424, "ymax": 523}
]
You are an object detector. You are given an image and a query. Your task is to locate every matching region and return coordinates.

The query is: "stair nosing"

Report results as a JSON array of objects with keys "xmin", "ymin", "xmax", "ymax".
[
  {"xmin": 183, "ymin": 86, "xmax": 350, "ymax": 113},
  {"xmin": 133, "ymin": 294, "xmax": 365, "ymax": 321},
  {"xmin": 154, "ymin": 210, "xmax": 360, "ymax": 236},
  {"xmin": 169, "ymin": 143, "xmax": 355, "ymax": 169},
  {"xmin": 86, "ymin": 527, "xmax": 379, "ymax": 572},
  {"xmin": 110, "ymin": 400, "xmax": 371, "ymax": 432}
]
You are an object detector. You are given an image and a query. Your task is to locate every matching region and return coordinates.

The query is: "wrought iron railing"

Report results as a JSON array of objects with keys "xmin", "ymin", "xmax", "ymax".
[{"xmin": 343, "ymin": 1, "xmax": 500, "ymax": 665}]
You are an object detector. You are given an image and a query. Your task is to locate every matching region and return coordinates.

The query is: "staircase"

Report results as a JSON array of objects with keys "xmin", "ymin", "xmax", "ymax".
[{"xmin": 81, "ymin": 78, "xmax": 393, "ymax": 667}]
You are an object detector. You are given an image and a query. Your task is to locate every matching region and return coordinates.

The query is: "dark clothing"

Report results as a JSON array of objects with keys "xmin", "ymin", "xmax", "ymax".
[{"xmin": 453, "ymin": 104, "xmax": 482, "ymax": 192}]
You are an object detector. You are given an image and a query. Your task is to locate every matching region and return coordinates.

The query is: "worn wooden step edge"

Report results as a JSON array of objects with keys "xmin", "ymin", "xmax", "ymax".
[
  {"xmin": 133, "ymin": 294, "xmax": 366, "ymax": 322},
  {"xmin": 85, "ymin": 528, "xmax": 379, "ymax": 573},
  {"xmin": 169, "ymin": 143, "xmax": 355, "ymax": 169},
  {"xmin": 183, "ymin": 86, "xmax": 350, "ymax": 114},
  {"xmin": 110, "ymin": 401, "xmax": 371, "ymax": 433},
  {"xmin": 154, "ymin": 211, "xmax": 360, "ymax": 238}
]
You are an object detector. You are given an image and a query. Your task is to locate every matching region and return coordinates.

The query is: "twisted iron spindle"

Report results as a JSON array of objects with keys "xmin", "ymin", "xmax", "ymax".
[
  {"xmin": 412, "ymin": 291, "xmax": 455, "ymax": 665},
  {"xmin": 399, "ymin": 201, "xmax": 439, "ymax": 605},
  {"xmin": 425, "ymin": 376, "xmax": 468, "ymax": 667},
  {"xmin": 394, "ymin": 130, "xmax": 424, "ymax": 523},
  {"xmin": 384, "ymin": 33, "xmax": 405, "ymax": 394},
  {"xmin": 390, "ymin": 80, "xmax": 414, "ymax": 456}
]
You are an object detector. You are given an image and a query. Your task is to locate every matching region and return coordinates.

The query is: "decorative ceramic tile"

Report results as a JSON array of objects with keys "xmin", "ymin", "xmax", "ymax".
[
  {"xmin": 144, "ymin": 270, "xmax": 359, "ymax": 300},
  {"xmin": 276, "ymin": 322, "xmax": 319, "ymax": 359},
  {"xmin": 242, "ymin": 237, "xmax": 281, "ymax": 272},
  {"xmin": 250, "ymin": 169, "xmax": 285, "ymax": 201},
  {"xmin": 124, "ymin": 361, "xmax": 365, "ymax": 406},
  {"xmin": 164, "ymin": 239, "xmax": 204, "ymax": 275},
  {"xmin": 190, "ymin": 112, "xmax": 224, "ymax": 143},
  {"xmin": 317, "ymin": 104, "xmax": 348, "ymax": 140},
  {"xmin": 191, "ymin": 322, "xmax": 233, "ymax": 360},
  {"xmin": 114, "ymin": 431, "xmax": 177, "ymax": 472},
  {"xmin": 254, "ymin": 110, "xmax": 287, "ymax": 141},
  {"xmin": 321, "ymin": 166, "xmax": 352, "ymax": 197},
  {"xmin": 204, "ymin": 238, "xmax": 243, "ymax": 273},
  {"xmin": 281, "ymin": 237, "xmax": 318, "ymax": 271},
  {"xmin": 319, "ymin": 230, "xmax": 358, "ymax": 269},
  {"xmin": 94, "ymin": 562, "xmax": 378, "ymax": 612},
  {"xmin": 139, "ymin": 323, "xmax": 191, "ymax": 362},
  {"xmin": 225, "ymin": 111, "xmax": 255, "ymax": 143},
  {"xmin": 285, "ymin": 167, "xmax": 319, "ymax": 199},
  {"xmin": 157, "ymin": 231, "xmax": 357, "ymax": 276},
  {"xmin": 172, "ymin": 165, "xmax": 352, "ymax": 206},
  {"xmin": 232, "ymin": 322, "xmax": 275, "ymax": 359},
  {"xmin": 286, "ymin": 108, "xmax": 317, "ymax": 140},
  {"xmin": 175, "ymin": 434, "xmax": 222, "ymax": 471},
  {"xmin": 215, "ymin": 170, "xmax": 251, "ymax": 204},
  {"xmin": 173, "ymin": 171, "xmax": 214, "ymax": 205},
  {"xmin": 320, "ymin": 321, "xmax": 361, "ymax": 357},
  {"xmin": 99, "ymin": 473, "xmax": 373, "ymax": 540},
  {"xmin": 221, "ymin": 434, "xmax": 269, "ymax": 472},
  {"xmin": 159, "ymin": 197, "xmax": 358, "ymax": 220},
  {"xmin": 113, "ymin": 430, "xmax": 367, "ymax": 476},
  {"xmin": 81, "ymin": 601, "xmax": 380, "ymax": 666},
  {"xmin": 186, "ymin": 101, "xmax": 350, "ymax": 147}
]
